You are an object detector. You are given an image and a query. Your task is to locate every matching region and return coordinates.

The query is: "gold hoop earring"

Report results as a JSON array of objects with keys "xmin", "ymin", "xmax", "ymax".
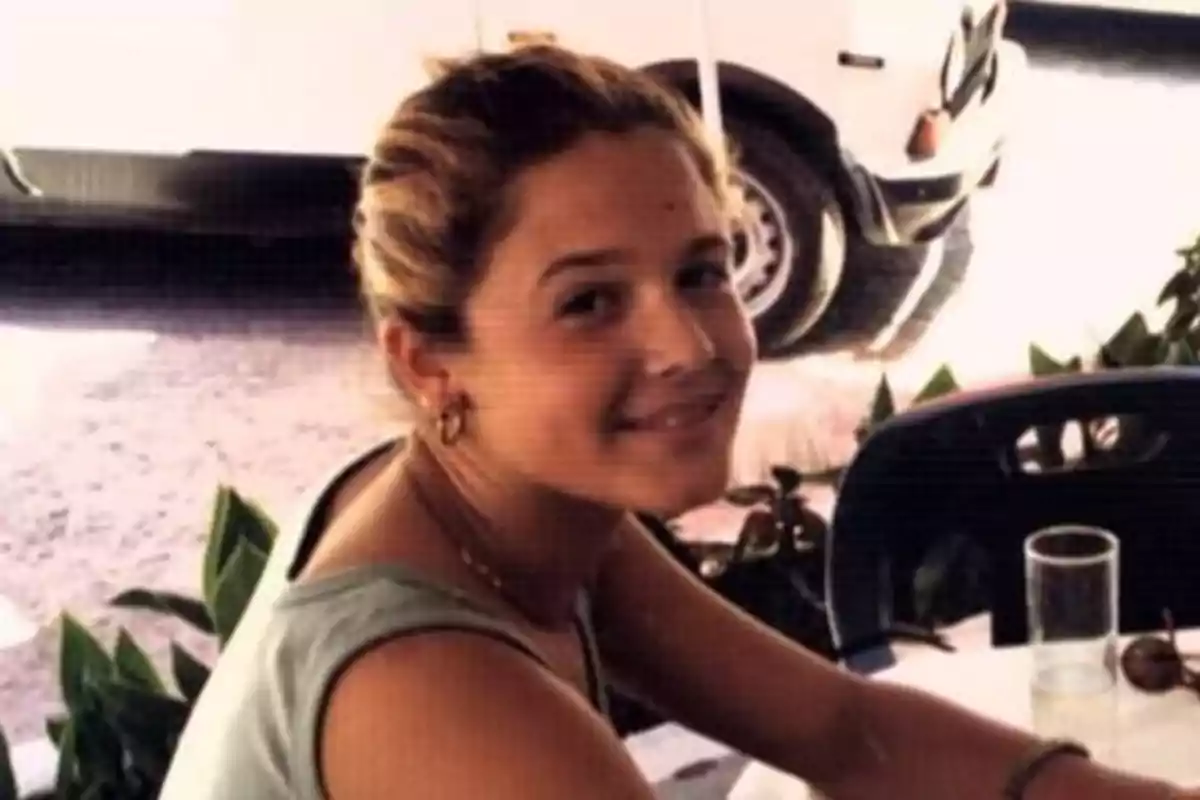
[{"xmin": 436, "ymin": 399, "xmax": 467, "ymax": 446}]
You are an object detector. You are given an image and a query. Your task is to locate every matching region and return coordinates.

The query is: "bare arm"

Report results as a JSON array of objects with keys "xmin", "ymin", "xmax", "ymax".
[
  {"xmin": 594, "ymin": 517, "xmax": 1184, "ymax": 799},
  {"xmin": 836, "ymin": 679, "xmax": 1179, "ymax": 799},
  {"xmin": 321, "ymin": 632, "xmax": 657, "ymax": 800}
]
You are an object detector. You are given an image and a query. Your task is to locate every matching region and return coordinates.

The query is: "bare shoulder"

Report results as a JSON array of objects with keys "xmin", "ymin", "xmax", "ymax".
[{"xmin": 321, "ymin": 631, "xmax": 656, "ymax": 800}]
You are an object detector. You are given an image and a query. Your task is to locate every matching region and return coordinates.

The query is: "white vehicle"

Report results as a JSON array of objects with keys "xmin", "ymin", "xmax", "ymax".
[{"xmin": 0, "ymin": 0, "xmax": 1025, "ymax": 355}]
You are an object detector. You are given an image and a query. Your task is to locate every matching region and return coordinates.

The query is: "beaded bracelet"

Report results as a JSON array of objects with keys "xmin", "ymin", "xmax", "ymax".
[{"xmin": 1002, "ymin": 739, "xmax": 1092, "ymax": 799}]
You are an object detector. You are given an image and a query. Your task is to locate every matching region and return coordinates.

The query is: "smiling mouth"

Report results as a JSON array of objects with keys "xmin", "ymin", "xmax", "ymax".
[{"xmin": 616, "ymin": 391, "xmax": 728, "ymax": 433}]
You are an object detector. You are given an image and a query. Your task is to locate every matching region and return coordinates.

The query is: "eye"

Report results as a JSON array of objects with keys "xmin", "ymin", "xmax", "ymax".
[
  {"xmin": 557, "ymin": 284, "xmax": 623, "ymax": 321},
  {"xmin": 677, "ymin": 260, "xmax": 731, "ymax": 292}
]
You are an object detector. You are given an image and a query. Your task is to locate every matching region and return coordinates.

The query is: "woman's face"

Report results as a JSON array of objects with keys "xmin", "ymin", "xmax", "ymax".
[{"xmin": 449, "ymin": 127, "xmax": 755, "ymax": 517}]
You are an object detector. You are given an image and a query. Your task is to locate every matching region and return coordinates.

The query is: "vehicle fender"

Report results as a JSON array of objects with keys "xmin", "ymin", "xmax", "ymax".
[{"xmin": 641, "ymin": 59, "xmax": 862, "ymax": 235}]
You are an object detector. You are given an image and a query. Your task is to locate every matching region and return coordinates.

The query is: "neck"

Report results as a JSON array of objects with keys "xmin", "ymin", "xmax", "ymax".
[{"xmin": 401, "ymin": 437, "xmax": 623, "ymax": 627}]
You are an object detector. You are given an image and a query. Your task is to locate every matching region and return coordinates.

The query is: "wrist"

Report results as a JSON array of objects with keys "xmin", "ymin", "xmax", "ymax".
[{"xmin": 1024, "ymin": 752, "xmax": 1175, "ymax": 800}]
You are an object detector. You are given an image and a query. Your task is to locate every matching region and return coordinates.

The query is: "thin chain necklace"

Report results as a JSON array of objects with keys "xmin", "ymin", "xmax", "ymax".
[
  {"xmin": 405, "ymin": 465, "xmax": 603, "ymax": 709},
  {"xmin": 405, "ymin": 467, "xmax": 522, "ymax": 609},
  {"xmin": 401, "ymin": 448, "xmax": 590, "ymax": 629},
  {"xmin": 457, "ymin": 542, "xmax": 507, "ymax": 594}
]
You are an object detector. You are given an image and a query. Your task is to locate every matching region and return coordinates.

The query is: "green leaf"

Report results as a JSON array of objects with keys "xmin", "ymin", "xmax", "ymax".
[
  {"xmin": 202, "ymin": 487, "xmax": 239, "ymax": 615},
  {"xmin": 45, "ymin": 715, "xmax": 68, "ymax": 748},
  {"xmin": 869, "ymin": 375, "xmax": 896, "ymax": 422},
  {"xmin": 1172, "ymin": 237, "xmax": 1200, "ymax": 274},
  {"xmin": 231, "ymin": 492, "xmax": 277, "ymax": 554},
  {"xmin": 58, "ymin": 614, "xmax": 114, "ymax": 715},
  {"xmin": 116, "ymin": 733, "xmax": 174, "ymax": 791},
  {"xmin": 1101, "ymin": 312, "xmax": 1152, "ymax": 367},
  {"xmin": 0, "ymin": 727, "xmax": 18, "ymax": 800},
  {"xmin": 912, "ymin": 365, "xmax": 960, "ymax": 404},
  {"xmin": 79, "ymin": 785, "xmax": 107, "ymax": 800},
  {"xmin": 211, "ymin": 540, "xmax": 269, "ymax": 646},
  {"xmin": 1157, "ymin": 266, "xmax": 1200, "ymax": 307},
  {"xmin": 69, "ymin": 703, "xmax": 124, "ymax": 791},
  {"xmin": 53, "ymin": 718, "xmax": 80, "ymax": 795},
  {"xmin": 1166, "ymin": 338, "xmax": 1199, "ymax": 366},
  {"xmin": 1165, "ymin": 297, "xmax": 1200, "ymax": 339},
  {"xmin": 109, "ymin": 589, "xmax": 214, "ymax": 636},
  {"xmin": 170, "ymin": 644, "xmax": 210, "ymax": 703},
  {"xmin": 203, "ymin": 487, "xmax": 277, "ymax": 616},
  {"xmin": 1029, "ymin": 344, "xmax": 1082, "ymax": 377},
  {"xmin": 856, "ymin": 375, "xmax": 896, "ymax": 443},
  {"xmin": 113, "ymin": 629, "xmax": 164, "ymax": 694},
  {"xmin": 96, "ymin": 681, "xmax": 189, "ymax": 778},
  {"xmin": 97, "ymin": 679, "xmax": 189, "ymax": 726},
  {"xmin": 1131, "ymin": 333, "xmax": 1170, "ymax": 367}
]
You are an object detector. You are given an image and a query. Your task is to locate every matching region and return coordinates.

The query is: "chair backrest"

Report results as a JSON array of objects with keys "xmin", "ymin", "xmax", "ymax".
[{"xmin": 826, "ymin": 367, "xmax": 1200, "ymax": 675}]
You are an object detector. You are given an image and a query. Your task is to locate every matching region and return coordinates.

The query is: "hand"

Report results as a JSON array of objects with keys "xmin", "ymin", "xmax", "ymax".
[
  {"xmin": 1132, "ymin": 777, "xmax": 1200, "ymax": 796},
  {"xmin": 1070, "ymin": 766, "xmax": 1198, "ymax": 800}
]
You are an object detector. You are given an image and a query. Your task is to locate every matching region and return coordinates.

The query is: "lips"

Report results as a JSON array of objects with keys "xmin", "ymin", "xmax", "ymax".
[{"xmin": 617, "ymin": 391, "xmax": 728, "ymax": 432}]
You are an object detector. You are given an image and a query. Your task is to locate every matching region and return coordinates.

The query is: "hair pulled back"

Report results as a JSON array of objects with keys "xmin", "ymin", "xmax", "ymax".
[{"xmin": 352, "ymin": 44, "xmax": 737, "ymax": 344}]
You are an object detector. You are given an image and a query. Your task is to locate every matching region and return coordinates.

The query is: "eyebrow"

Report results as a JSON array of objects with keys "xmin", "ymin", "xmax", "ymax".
[{"xmin": 537, "ymin": 233, "xmax": 730, "ymax": 286}]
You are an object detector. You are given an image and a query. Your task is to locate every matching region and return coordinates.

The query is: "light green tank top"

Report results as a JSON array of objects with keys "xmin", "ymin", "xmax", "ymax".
[{"xmin": 173, "ymin": 442, "xmax": 608, "ymax": 800}]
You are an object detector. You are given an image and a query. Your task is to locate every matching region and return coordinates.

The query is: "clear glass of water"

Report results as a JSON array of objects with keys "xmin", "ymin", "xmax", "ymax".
[{"xmin": 1025, "ymin": 525, "xmax": 1120, "ymax": 762}]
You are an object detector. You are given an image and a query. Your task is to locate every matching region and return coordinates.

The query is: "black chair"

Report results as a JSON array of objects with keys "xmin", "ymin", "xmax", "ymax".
[{"xmin": 826, "ymin": 367, "xmax": 1200, "ymax": 675}]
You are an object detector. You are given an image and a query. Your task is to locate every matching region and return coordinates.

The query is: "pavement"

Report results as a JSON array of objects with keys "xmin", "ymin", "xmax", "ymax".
[{"xmin": 1, "ymin": 9, "xmax": 1199, "ymax": 773}]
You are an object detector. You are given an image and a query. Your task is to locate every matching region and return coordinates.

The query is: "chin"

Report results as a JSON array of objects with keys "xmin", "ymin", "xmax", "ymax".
[{"xmin": 637, "ymin": 466, "xmax": 730, "ymax": 519}]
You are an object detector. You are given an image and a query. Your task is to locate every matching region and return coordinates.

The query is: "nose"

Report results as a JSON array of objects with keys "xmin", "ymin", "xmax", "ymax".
[{"xmin": 638, "ymin": 293, "xmax": 717, "ymax": 378}]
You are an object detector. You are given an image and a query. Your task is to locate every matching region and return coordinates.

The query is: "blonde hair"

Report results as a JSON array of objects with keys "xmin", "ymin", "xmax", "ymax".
[{"xmin": 351, "ymin": 44, "xmax": 738, "ymax": 344}]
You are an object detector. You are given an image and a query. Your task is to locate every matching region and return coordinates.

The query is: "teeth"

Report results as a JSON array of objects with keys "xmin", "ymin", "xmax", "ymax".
[
  {"xmin": 658, "ymin": 405, "xmax": 712, "ymax": 429},
  {"xmin": 625, "ymin": 397, "xmax": 723, "ymax": 431}
]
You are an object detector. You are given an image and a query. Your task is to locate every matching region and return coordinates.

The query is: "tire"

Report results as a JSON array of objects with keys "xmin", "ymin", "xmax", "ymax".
[{"xmin": 723, "ymin": 114, "xmax": 847, "ymax": 358}]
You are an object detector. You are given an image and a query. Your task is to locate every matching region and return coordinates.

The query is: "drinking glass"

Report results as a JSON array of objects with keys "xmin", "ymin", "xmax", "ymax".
[{"xmin": 1025, "ymin": 524, "xmax": 1120, "ymax": 762}]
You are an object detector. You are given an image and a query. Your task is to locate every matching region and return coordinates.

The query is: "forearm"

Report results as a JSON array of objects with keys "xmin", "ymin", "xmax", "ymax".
[{"xmin": 821, "ymin": 680, "xmax": 1176, "ymax": 800}]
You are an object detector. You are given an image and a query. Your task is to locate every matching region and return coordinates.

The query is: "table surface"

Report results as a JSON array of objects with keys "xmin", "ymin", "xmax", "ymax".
[{"xmin": 729, "ymin": 628, "xmax": 1200, "ymax": 799}]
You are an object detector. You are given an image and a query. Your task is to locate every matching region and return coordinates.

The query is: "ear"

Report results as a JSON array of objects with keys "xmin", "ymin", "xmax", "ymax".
[{"xmin": 378, "ymin": 318, "xmax": 454, "ymax": 412}]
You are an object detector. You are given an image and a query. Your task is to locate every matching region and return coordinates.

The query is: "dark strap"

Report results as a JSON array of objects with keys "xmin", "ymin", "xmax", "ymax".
[
  {"xmin": 575, "ymin": 592, "xmax": 609, "ymax": 718},
  {"xmin": 1002, "ymin": 739, "xmax": 1091, "ymax": 799},
  {"xmin": 287, "ymin": 439, "xmax": 401, "ymax": 582}
]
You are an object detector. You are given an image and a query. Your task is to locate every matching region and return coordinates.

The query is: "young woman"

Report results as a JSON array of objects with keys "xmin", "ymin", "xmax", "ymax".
[{"xmin": 164, "ymin": 45, "xmax": 1195, "ymax": 799}]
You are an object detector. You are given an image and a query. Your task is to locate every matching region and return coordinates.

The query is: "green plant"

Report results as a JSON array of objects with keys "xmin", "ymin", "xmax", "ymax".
[
  {"xmin": 704, "ymin": 467, "xmax": 823, "ymax": 576},
  {"xmin": 0, "ymin": 486, "xmax": 277, "ymax": 800},
  {"xmin": 1100, "ymin": 233, "xmax": 1200, "ymax": 369},
  {"xmin": 703, "ymin": 467, "xmax": 831, "ymax": 642},
  {"xmin": 614, "ymin": 470, "xmax": 834, "ymax": 736},
  {"xmin": 856, "ymin": 363, "xmax": 963, "ymax": 445}
]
